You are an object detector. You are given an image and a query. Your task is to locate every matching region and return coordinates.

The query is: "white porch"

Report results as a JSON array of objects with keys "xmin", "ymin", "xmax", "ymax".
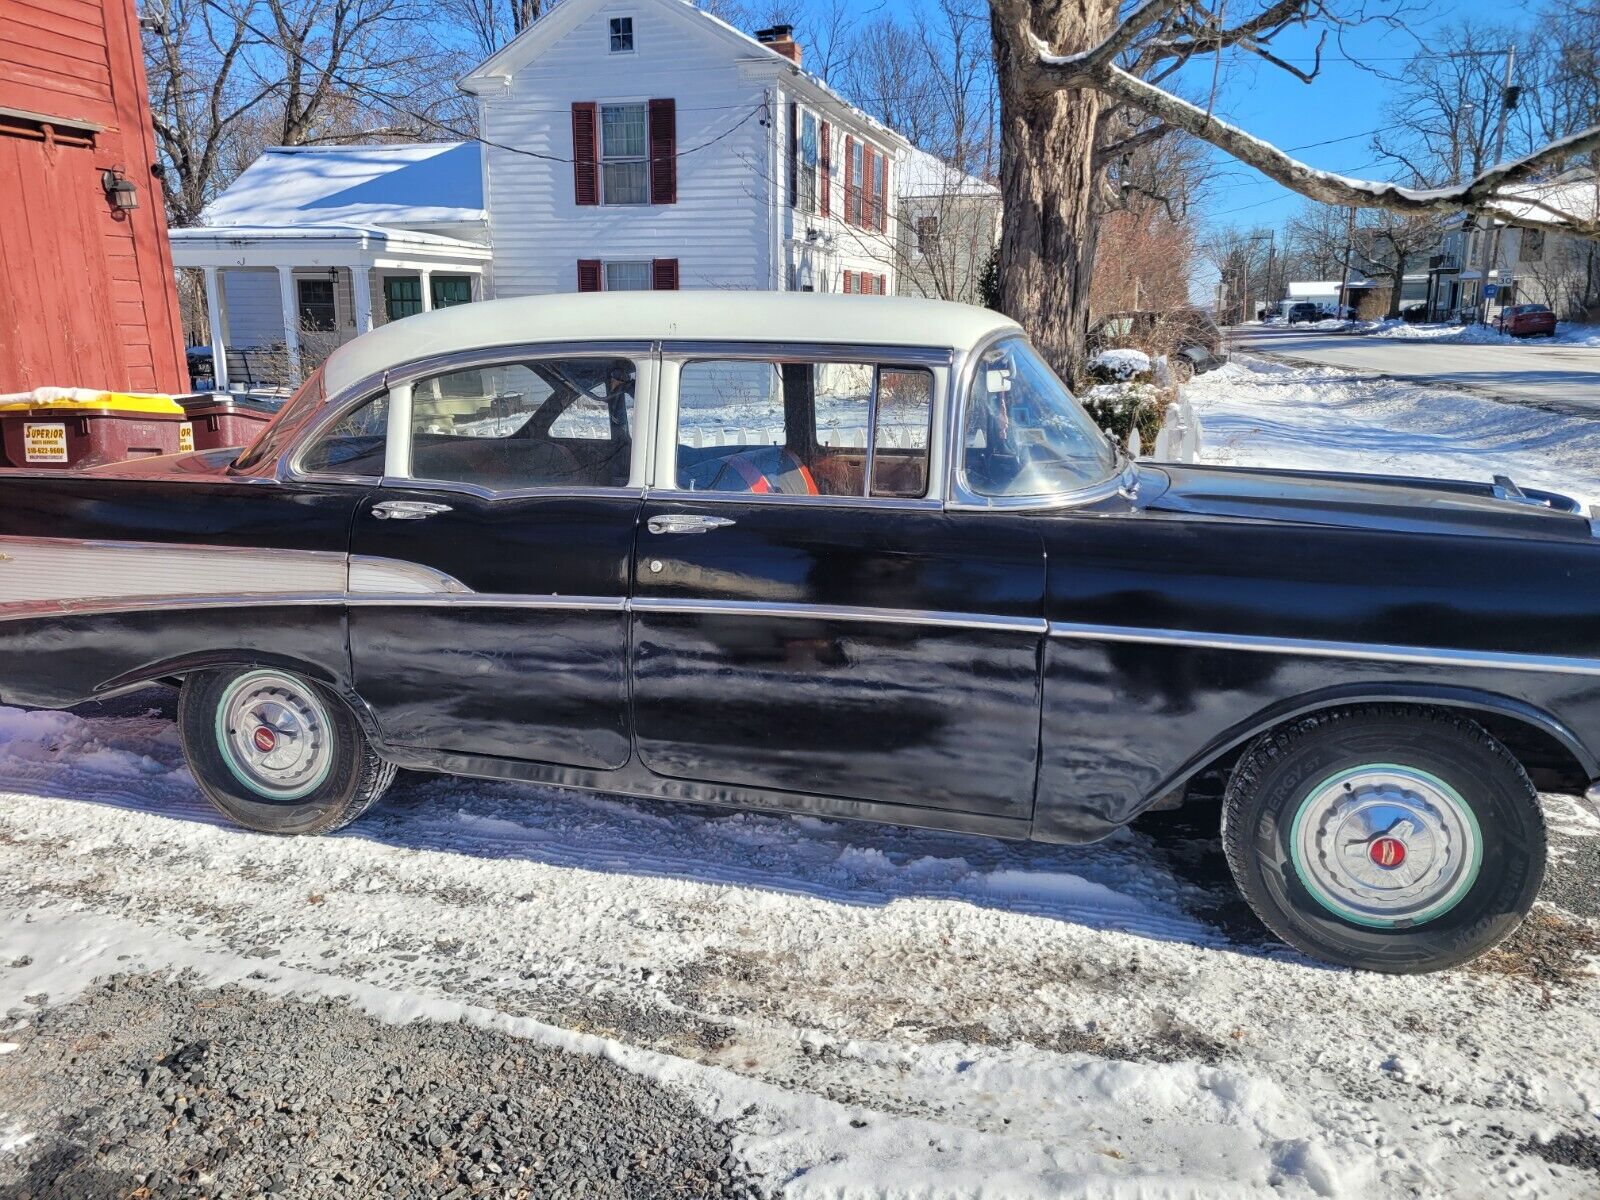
[{"xmin": 169, "ymin": 224, "xmax": 492, "ymax": 391}]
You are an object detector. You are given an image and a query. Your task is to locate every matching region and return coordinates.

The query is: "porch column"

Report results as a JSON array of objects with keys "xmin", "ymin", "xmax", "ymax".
[
  {"xmin": 419, "ymin": 267, "xmax": 434, "ymax": 312},
  {"xmin": 202, "ymin": 267, "xmax": 229, "ymax": 391},
  {"xmin": 351, "ymin": 265, "xmax": 374, "ymax": 334},
  {"xmin": 277, "ymin": 266, "xmax": 302, "ymax": 383}
]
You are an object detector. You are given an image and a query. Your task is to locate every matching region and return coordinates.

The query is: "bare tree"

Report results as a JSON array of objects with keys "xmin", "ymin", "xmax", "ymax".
[
  {"xmin": 1355, "ymin": 210, "xmax": 1451, "ymax": 317},
  {"xmin": 987, "ymin": 0, "xmax": 1600, "ymax": 377},
  {"xmin": 1284, "ymin": 201, "xmax": 1351, "ymax": 282}
]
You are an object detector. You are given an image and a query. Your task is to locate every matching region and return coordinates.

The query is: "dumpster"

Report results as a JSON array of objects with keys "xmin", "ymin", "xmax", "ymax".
[
  {"xmin": 0, "ymin": 389, "xmax": 193, "ymax": 470},
  {"xmin": 175, "ymin": 393, "xmax": 281, "ymax": 452}
]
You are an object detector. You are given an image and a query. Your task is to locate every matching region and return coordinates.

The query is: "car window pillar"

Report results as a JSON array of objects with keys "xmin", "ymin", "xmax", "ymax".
[{"xmin": 383, "ymin": 381, "xmax": 414, "ymax": 482}]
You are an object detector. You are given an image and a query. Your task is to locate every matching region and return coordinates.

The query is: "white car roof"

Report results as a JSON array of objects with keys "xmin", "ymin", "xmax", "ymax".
[{"xmin": 320, "ymin": 292, "xmax": 1023, "ymax": 397}]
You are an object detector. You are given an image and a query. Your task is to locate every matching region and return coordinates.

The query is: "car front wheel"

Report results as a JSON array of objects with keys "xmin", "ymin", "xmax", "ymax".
[
  {"xmin": 1221, "ymin": 706, "xmax": 1545, "ymax": 973},
  {"xmin": 178, "ymin": 667, "xmax": 396, "ymax": 835}
]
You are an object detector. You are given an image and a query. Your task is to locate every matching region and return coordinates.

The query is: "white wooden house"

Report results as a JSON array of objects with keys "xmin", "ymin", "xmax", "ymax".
[{"xmin": 459, "ymin": 0, "xmax": 908, "ymax": 297}]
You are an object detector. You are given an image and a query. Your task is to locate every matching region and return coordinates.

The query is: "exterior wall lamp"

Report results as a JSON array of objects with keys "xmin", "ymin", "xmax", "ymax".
[{"xmin": 101, "ymin": 168, "xmax": 138, "ymax": 211}]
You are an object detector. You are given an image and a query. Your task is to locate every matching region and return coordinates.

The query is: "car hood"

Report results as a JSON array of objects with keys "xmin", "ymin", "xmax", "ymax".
[{"xmin": 1139, "ymin": 463, "xmax": 1594, "ymax": 543}]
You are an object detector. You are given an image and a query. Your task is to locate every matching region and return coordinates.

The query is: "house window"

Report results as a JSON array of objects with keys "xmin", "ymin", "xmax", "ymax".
[
  {"xmin": 383, "ymin": 276, "xmax": 423, "ymax": 320},
  {"xmin": 915, "ymin": 215, "xmax": 938, "ymax": 257},
  {"xmin": 605, "ymin": 260, "xmax": 651, "ymax": 291},
  {"xmin": 799, "ymin": 112, "xmax": 818, "ymax": 213},
  {"xmin": 297, "ymin": 278, "xmax": 336, "ymax": 331},
  {"xmin": 1522, "ymin": 229, "xmax": 1545, "ymax": 263},
  {"xmin": 431, "ymin": 275, "xmax": 472, "ymax": 308},
  {"xmin": 849, "ymin": 140, "xmax": 864, "ymax": 226},
  {"xmin": 600, "ymin": 103, "xmax": 648, "ymax": 205},
  {"xmin": 609, "ymin": 17, "xmax": 633, "ymax": 51}
]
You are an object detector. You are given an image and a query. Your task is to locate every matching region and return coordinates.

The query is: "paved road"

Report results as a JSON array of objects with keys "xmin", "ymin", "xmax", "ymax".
[{"xmin": 1228, "ymin": 324, "xmax": 1600, "ymax": 415}]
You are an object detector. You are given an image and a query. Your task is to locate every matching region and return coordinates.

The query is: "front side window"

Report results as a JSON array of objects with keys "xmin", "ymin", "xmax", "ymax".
[
  {"xmin": 300, "ymin": 393, "xmax": 389, "ymax": 477},
  {"xmin": 604, "ymin": 260, "xmax": 650, "ymax": 291},
  {"xmin": 609, "ymin": 17, "xmax": 633, "ymax": 51},
  {"xmin": 383, "ymin": 276, "xmax": 422, "ymax": 320},
  {"xmin": 430, "ymin": 275, "xmax": 472, "ymax": 308},
  {"xmin": 962, "ymin": 336, "xmax": 1116, "ymax": 499},
  {"xmin": 234, "ymin": 365, "xmax": 324, "ymax": 470},
  {"xmin": 409, "ymin": 357, "xmax": 637, "ymax": 491},
  {"xmin": 676, "ymin": 359, "xmax": 932, "ymax": 498},
  {"xmin": 601, "ymin": 103, "xmax": 648, "ymax": 205}
]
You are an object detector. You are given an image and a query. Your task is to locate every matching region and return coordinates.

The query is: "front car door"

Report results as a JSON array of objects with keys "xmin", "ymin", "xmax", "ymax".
[
  {"xmin": 629, "ymin": 343, "xmax": 1046, "ymax": 823},
  {"xmin": 296, "ymin": 343, "xmax": 654, "ymax": 771}
]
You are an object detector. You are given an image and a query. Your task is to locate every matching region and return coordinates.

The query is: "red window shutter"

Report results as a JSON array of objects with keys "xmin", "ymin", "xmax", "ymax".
[
  {"xmin": 819, "ymin": 121, "xmax": 831, "ymax": 216},
  {"xmin": 843, "ymin": 134, "xmax": 855, "ymax": 226},
  {"xmin": 878, "ymin": 157, "xmax": 890, "ymax": 232},
  {"xmin": 788, "ymin": 101, "xmax": 798, "ymax": 209},
  {"xmin": 572, "ymin": 103, "xmax": 599, "ymax": 206},
  {"xmin": 842, "ymin": 269, "xmax": 854, "ymax": 294},
  {"xmin": 652, "ymin": 258, "xmax": 679, "ymax": 290},
  {"xmin": 577, "ymin": 259, "xmax": 602, "ymax": 292},
  {"xmin": 648, "ymin": 98, "xmax": 676, "ymax": 204},
  {"xmin": 863, "ymin": 146, "xmax": 875, "ymax": 231}
]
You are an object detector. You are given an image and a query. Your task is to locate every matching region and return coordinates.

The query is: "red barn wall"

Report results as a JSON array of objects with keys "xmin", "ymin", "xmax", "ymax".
[{"xmin": 0, "ymin": 0, "xmax": 188, "ymax": 394}]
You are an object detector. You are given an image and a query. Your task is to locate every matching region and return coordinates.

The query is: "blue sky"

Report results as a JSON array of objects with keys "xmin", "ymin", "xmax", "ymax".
[{"xmin": 1186, "ymin": 0, "xmax": 1529, "ymax": 236}]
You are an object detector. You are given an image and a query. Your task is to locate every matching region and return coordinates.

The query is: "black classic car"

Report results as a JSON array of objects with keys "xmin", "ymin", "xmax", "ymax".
[{"xmin": 2, "ymin": 293, "xmax": 1596, "ymax": 974}]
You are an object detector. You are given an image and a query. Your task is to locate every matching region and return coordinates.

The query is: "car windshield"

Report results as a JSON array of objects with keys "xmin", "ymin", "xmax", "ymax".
[
  {"xmin": 962, "ymin": 336, "xmax": 1118, "ymax": 499},
  {"xmin": 232, "ymin": 367, "xmax": 326, "ymax": 471}
]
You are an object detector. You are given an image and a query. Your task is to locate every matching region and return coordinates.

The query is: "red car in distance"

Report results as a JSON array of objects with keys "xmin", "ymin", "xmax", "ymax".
[{"xmin": 1493, "ymin": 303, "xmax": 1558, "ymax": 337}]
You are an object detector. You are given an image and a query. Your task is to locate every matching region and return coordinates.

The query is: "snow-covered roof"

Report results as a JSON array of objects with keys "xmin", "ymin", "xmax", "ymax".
[
  {"xmin": 198, "ymin": 143, "xmax": 485, "ymax": 229},
  {"xmin": 321, "ymin": 292, "xmax": 1020, "ymax": 397},
  {"xmin": 1488, "ymin": 169, "xmax": 1598, "ymax": 226},
  {"xmin": 1287, "ymin": 281, "xmax": 1341, "ymax": 297},
  {"xmin": 170, "ymin": 223, "xmax": 486, "ymax": 249},
  {"xmin": 897, "ymin": 147, "xmax": 999, "ymax": 200}
]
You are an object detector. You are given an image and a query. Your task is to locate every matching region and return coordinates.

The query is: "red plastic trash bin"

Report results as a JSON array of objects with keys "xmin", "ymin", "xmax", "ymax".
[
  {"xmin": 0, "ymin": 393, "xmax": 193, "ymax": 470},
  {"xmin": 175, "ymin": 393, "xmax": 282, "ymax": 452}
]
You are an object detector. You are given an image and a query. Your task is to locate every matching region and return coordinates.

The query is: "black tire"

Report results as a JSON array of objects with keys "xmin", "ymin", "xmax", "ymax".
[
  {"xmin": 178, "ymin": 667, "xmax": 396, "ymax": 835},
  {"xmin": 1221, "ymin": 705, "xmax": 1546, "ymax": 973}
]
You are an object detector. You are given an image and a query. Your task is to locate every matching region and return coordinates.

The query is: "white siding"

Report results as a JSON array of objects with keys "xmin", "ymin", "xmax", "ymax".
[
  {"xmin": 219, "ymin": 270, "xmax": 281, "ymax": 348},
  {"xmin": 480, "ymin": 1, "xmax": 774, "ymax": 294}
]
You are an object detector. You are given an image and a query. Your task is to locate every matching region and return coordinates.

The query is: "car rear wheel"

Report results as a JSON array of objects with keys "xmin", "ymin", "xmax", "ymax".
[
  {"xmin": 178, "ymin": 667, "xmax": 396, "ymax": 835},
  {"xmin": 1221, "ymin": 706, "xmax": 1545, "ymax": 973}
]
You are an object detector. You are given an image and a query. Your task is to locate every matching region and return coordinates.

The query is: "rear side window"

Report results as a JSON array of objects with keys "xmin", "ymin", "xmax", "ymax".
[
  {"xmin": 675, "ymin": 359, "xmax": 933, "ymax": 498},
  {"xmin": 407, "ymin": 357, "xmax": 638, "ymax": 491},
  {"xmin": 299, "ymin": 393, "xmax": 388, "ymax": 477}
]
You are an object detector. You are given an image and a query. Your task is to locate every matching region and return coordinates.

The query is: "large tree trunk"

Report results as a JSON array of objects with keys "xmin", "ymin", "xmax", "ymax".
[
  {"xmin": 992, "ymin": 1, "xmax": 1114, "ymax": 383},
  {"xmin": 1386, "ymin": 253, "xmax": 1408, "ymax": 318}
]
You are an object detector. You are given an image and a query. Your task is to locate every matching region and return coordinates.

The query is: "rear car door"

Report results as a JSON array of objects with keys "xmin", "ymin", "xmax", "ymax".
[
  {"xmin": 629, "ymin": 347, "xmax": 1046, "ymax": 820},
  {"xmin": 323, "ymin": 345, "xmax": 651, "ymax": 770}
]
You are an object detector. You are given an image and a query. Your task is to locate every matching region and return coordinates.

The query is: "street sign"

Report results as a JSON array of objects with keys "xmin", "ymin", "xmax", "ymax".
[{"xmin": 1484, "ymin": 284, "xmax": 1499, "ymax": 299}]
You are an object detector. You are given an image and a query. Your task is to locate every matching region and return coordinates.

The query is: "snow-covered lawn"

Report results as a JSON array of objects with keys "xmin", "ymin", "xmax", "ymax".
[{"xmin": 3, "ymin": 354, "xmax": 1600, "ymax": 1197}]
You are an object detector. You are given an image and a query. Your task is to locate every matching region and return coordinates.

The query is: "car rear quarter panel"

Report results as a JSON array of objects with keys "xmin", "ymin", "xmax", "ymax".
[{"xmin": 1031, "ymin": 506, "xmax": 1600, "ymax": 842}]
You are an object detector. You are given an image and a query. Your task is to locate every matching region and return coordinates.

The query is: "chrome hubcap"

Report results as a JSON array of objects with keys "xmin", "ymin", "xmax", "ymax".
[
  {"xmin": 1289, "ymin": 765, "xmax": 1482, "ymax": 928},
  {"xmin": 215, "ymin": 671, "xmax": 334, "ymax": 801}
]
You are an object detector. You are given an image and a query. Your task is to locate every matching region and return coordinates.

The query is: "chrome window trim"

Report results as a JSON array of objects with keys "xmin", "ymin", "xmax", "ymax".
[
  {"xmin": 1049, "ymin": 621, "xmax": 1600, "ymax": 677},
  {"xmin": 383, "ymin": 341, "xmax": 658, "ymax": 390},
  {"xmin": 378, "ymin": 477, "xmax": 647, "ymax": 504},
  {"xmin": 661, "ymin": 341, "xmax": 953, "ymax": 366},
  {"xmin": 945, "ymin": 330, "xmax": 1127, "ymax": 512},
  {"xmin": 649, "ymin": 490, "xmax": 942, "ymax": 512},
  {"xmin": 631, "ymin": 596, "xmax": 1046, "ymax": 635}
]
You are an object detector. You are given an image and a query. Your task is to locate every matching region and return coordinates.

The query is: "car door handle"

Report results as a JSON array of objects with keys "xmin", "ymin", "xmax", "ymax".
[
  {"xmin": 647, "ymin": 514, "xmax": 736, "ymax": 535},
  {"xmin": 372, "ymin": 500, "xmax": 453, "ymax": 521}
]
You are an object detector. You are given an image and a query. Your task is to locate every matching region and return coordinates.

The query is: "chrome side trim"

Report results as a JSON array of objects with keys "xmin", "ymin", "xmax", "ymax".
[
  {"xmin": 348, "ymin": 556, "xmax": 472, "ymax": 595},
  {"xmin": 0, "ymin": 592, "xmax": 626, "ymax": 624},
  {"xmin": 1049, "ymin": 621, "xmax": 1600, "ymax": 677},
  {"xmin": 631, "ymin": 597, "xmax": 1047, "ymax": 634},
  {"xmin": 657, "ymin": 491, "xmax": 943, "ymax": 511}
]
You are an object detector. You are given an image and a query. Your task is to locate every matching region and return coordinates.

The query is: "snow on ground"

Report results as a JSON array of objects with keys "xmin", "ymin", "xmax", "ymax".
[
  {"xmin": 2, "ymin": 690, "xmax": 1599, "ymax": 1197},
  {"xmin": 1305, "ymin": 318, "xmax": 1600, "ymax": 348},
  {"xmin": 1186, "ymin": 355, "xmax": 1600, "ymax": 506},
  {"xmin": 4, "ymin": 354, "xmax": 1600, "ymax": 1196}
]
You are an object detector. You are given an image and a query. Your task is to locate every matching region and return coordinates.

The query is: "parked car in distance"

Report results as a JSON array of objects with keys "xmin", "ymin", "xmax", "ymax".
[
  {"xmin": 1287, "ymin": 302, "xmax": 1322, "ymax": 324},
  {"xmin": 1399, "ymin": 303, "xmax": 1429, "ymax": 323},
  {"xmin": 1088, "ymin": 308, "xmax": 1228, "ymax": 381},
  {"xmin": 2, "ymin": 292, "xmax": 1594, "ymax": 975},
  {"xmin": 1493, "ymin": 303, "xmax": 1558, "ymax": 338}
]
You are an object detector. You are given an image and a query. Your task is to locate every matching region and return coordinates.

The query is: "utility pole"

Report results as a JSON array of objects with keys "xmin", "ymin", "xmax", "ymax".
[
  {"xmin": 1264, "ymin": 230, "xmax": 1278, "ymax": 319},
  {"xmin": 1339, "ymin": 206, "xmax": 1357, "ymax": 318},
  {"xmin": 1477, "ymin": 43, "xmax": 1518, "ymax": 324}
]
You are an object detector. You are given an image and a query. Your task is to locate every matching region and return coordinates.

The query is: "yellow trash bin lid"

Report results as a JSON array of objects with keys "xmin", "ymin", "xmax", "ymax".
[{"xmin": 0, "ymin": 387, "xmax": 184, "ymax": 415}]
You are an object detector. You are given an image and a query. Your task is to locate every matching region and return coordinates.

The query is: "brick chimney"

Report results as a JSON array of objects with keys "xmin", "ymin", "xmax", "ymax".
[{"xmin": 754, "ymin": 24, "xmax": 802, "ymax": 67}]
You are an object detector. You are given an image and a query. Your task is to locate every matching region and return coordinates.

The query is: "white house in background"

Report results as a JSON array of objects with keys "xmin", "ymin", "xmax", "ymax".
[
  {"xmin": 895, "ymin": 147, "xmax": 1000, "ymax": 305},
  {"xmin": 168, "ymin": 143, "xmax": 491, "ymax": 389},
  {"xmin": 459, "ymin": 0, "xmax": 908, "ymax": 297}
]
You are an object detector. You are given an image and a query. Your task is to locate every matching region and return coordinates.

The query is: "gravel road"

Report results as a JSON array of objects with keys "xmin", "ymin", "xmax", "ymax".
[{"xmin": 0, "ymin": 973, "xmax": 763, "ymax": 1200}]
